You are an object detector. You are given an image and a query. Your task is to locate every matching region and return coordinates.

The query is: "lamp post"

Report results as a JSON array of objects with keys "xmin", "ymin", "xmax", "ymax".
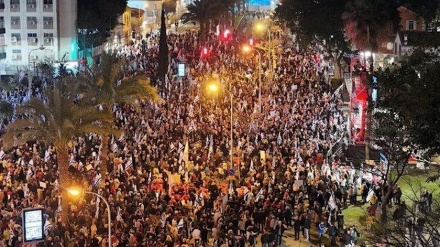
[
  {"xmin": 242, "ymin": 44, "xmax": 262, "ymax": 112},
  {"xmin": 255, "ymin": 22, "xmax": 272, "ymax": 75},
  {"xmin": 67, "ymin": 188, "xmax": 111, "ymax": 247},
  {"xmin": 208, "ymin": 82, "xmax": 237, "ymax": 179},
  {"xmin": 28, "ymin": 45, "xmax": 45, "ymax": 98}
]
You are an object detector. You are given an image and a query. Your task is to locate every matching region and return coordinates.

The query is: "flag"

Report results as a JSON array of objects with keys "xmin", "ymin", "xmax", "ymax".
[
  {"xmin": 380, "ymin": 152, "xmax": 388, "ymax": 164},
  {"xmin": 44, "ymin": 150, "xmax": 51, "ymax": 162},
  {"xmin": 277, "ymin": 133, "xmax": 282, "ymax": 145},
  {"xmin": 366, "ymin": 189, "xmax": 375, "ymax": 202},
  {"xmin": 125, "ymin": 157, "xmax": 133, "ymax": 171},
  {"xmin": 92, "ymin": 173, "xmax": 102, "ymax": 187},
  {"xmin": 255, "ymin": 189, "xmax": 264, "ymax": 202},
  {"xmin": 169, "ymin": 142, "xmax": 176, "ymax": 152},
  {"xmin": 249, "ymin": 158, "xmax": 255, "ymax": 172},
  {"xmin": 119, "ymin": 133, "xmax": 125, "ymax": 142},
  {"xmin": 228, "ymin": 182, "xmax": 234, "ymax": 195},
  {"xmin": 177, "ymin": 219, "xmax": 185, "ymax": 229},
  {"xmin": 329, "ymin": 193, "xmax": 336, "ymax": 210},
  {"xmin": 26, "ymin": 168, "xmax": 34, "ymax": 179},
  {"xmin": 0, "ymin": 149, "xmax": 5, "ymax": 160},
  {"xmin": 44, "ymin": 219, "xmax": 52, "ymax": 236}
]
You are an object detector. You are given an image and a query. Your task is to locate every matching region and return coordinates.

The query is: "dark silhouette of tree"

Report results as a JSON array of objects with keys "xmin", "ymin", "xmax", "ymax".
[
  {"xmin": 378, "ymin": 49, "xmax": 440, "ymax": 155},
  {"xmin": 158, "ymin": 4, "xmax": 169, "ymax": 88},
  {"xmin": 76, "ymin": 0, "xmax": 127, "ymax": 47},
  {"xmin": 342, "ymin": 0, "xmax": 400, "ymax": 52},
  {"xmin": 180, "ymin": 0, "xmax": 225, "ymax": 41},
  {"xmin": 274, "ymin": 0, "xmax": 349, "ymax": 79}
]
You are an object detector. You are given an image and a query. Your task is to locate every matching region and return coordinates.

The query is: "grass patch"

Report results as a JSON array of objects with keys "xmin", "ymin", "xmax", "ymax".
[{"xmin": 342, "ymin": 170, "xmax": 439, "ymax": 243}]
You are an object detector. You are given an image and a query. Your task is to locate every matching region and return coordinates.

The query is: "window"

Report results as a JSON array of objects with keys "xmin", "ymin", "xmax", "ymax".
[
  {"xmin": 43, "ymin": 33, "xmax": 53, "ymax": 45},
  {"xmin": 12, "ymin": 49, "xmax": 22, "ymax": 61},
  {"xmin": 27, "ymin": 16, "xmax": 37, "ymax": 23},
  {"xmin": 10, "ymin": 0, "xmax": 19, "ymax": 4},
  {"xmin": 407, "ymin": 20, "xmax": 416, "ymax": 31},
  {"xmin": 27, "ymin": 0, "xmax": 36, "ymax": 4},
  {"xmin": 11, "ymin": 33, "xmax": 21, "ymax": 45},
  {"xmin": 27, "ymin": 33, "xmax": 37, "ymax": 38},
  {"xmin": 11, "ymin": 16, "xmax": 20, "ymax": 26},
  {"xmin": 43, "ymin": 0, "xmax": 52, "ymax": 4},
  {"xmin": 27, "ymin": 16, "xmax": 37, "ymax": 28},
  {"xmin": 43, "ymin": 16, "xmax": 53, "ymax": 28}
]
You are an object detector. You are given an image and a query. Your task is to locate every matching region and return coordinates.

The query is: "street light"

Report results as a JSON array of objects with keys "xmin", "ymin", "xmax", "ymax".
[
  {"xmin": 28, "ymin": 45, "xmax": 45, "ymax": 98},
  {"xmin": 67, "ymin": 187, "xmax": 111, "ymax": 247},
  {"xmin": 255, "ymin": 22, "xmax": 272, "ymax": 74},
  {"xmin": 242, "ymin": 44, "xmax": 262, "ymax": 112},
  {"xmin": 207, "ymin": 81, "xmax": 237, "ymax": 179}
]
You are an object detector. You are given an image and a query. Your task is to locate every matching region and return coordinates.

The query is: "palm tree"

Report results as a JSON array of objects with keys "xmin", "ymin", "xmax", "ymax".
[
  {"xmin": 180, "ymin": 0, "xmax": 225, "ymax": 41},
  {"xmin": 80, "ymin": 53, "xmax": 160, "ymax": 175},
  {"xmin": 2, "ymin": 78, "xmax": 117, "ymax": 222}
]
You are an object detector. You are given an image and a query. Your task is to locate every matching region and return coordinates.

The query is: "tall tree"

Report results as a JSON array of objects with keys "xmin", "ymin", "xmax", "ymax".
[
  {"xmin": 180, "ymin": 0, "xmax": 225, "ymax": 41},
  {"xmin": 2, "ymin": 79, "xmax": 117, "ymax": 222},
  {"xmin": 377, "ymin": 49, "xmax": 440, "ymax": 155},
  {"xmin": 371, "ymin": 48, "xmax": 440, "ymax": 226},
  {"xmin": 77, "ymin": 0, "xmax": 127, "ymax": 47},
  {"xmin": 158, "ymin": 5, "xmax": 169, "ymax": 87},
  {"xmin": 342, "ymin": 0, "xmax": 400, "ymax": 52},
  {"xmin": 80, "ymin": 53, "xmax": 160, "ymax": 176},
  {"xmin": 274, "ymin": 0, "xmax": 349, "ymax": 78}
]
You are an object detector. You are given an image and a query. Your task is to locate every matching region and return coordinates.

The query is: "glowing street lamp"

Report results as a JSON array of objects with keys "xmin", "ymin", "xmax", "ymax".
[
  {"xmin": 254, "ymin": 22, "xmax": 272, "ymax": 75},
  {"xmin": 67, "ymin": 187, "xmax": 111, "ymax": 247},
  {"xmin": 207, "ymin": 81, "xmax": 237, "ymax": 178}
]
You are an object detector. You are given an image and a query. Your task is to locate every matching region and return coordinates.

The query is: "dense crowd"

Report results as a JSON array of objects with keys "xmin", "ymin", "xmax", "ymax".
[{"xmin": 0, "ymin": 22, "xmax": 377, "ymax": 247}]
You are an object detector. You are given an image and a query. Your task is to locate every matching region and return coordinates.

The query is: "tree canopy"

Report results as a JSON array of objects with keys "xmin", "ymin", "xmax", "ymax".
[
  {"xmin": 77, "ymin": 0, "xmax": 127, "ymax": 47},
  {"xmin": 342, "ymin": 0, "xmax": 401, "ymax": 52},
  {"xmin": 377, "ymin": 49, "xmax": 440, "ymax": 155},
  {"xmin": 274, "ymin": 0, "xmax": 348, "ymax": 50}
]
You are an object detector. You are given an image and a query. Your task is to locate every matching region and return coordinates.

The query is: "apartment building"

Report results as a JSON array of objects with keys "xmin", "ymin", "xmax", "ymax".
[{"xmin": 0, "ymin": 0, "xmax": 77, "ymax": 76}]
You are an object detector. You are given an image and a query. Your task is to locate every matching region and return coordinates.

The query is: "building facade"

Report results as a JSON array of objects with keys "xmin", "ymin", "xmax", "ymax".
[{"xmin": 0, "ymin": 0, "xmax": 77, "ymax": 76}]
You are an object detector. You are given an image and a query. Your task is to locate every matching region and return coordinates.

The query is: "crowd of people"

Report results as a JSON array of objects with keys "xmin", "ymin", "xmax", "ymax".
[{"xmin": 0, "ymin": 19, "xmax": 374, "ymax": 247}]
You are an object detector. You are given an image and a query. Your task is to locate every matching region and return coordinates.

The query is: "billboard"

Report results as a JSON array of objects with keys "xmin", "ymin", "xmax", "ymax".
[{"xmin": 22, "ymin": 208, "xmax": 45, "ymax": 243}]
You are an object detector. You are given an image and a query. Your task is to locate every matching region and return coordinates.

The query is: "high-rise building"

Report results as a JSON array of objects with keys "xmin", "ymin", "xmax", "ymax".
[{"xmin": 0, "ymin": 0, "xmax": 77, "ymax": 76}]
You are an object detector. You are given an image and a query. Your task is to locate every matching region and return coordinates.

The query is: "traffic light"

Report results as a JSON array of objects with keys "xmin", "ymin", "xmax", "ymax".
[
  {"xmin": 200, "ymin": 47, "xmax": 210, "ymax": 59},
  {"xmin": 220, "ymin": 29, "xmax": 232, "ymax": 42}
]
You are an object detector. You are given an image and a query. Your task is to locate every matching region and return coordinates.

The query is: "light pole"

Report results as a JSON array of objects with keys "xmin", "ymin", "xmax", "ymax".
[
  {"xmin": 255, "ymin": 22, "xmax": 272, "ymax": 76},
  {"xmin": 242, "ymin": 44, "xmax": 262, "ymax": 112},
  {"xmin": 67, "ymin": 188, "xmax": 111, "ymax": 247},
  {"xmin": 208, "ymin": 83, "xmax": 237, "ymax": 179},
  {"xmin": 28, "ymin": 45, "xmax": 45, "ymax": 98}
]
